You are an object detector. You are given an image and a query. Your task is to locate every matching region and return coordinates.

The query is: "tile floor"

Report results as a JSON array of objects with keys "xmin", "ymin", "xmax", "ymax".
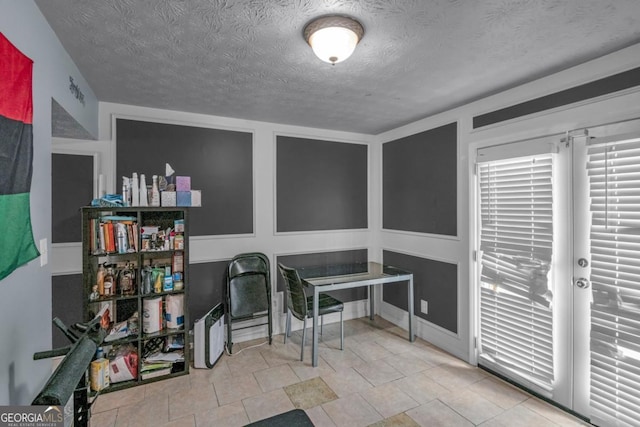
[{"xmin": 90, "ymin": 317, "xmax": 589, "ymax": 427}]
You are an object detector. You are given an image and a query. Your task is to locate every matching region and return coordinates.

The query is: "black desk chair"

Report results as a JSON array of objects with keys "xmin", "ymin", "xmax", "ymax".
[
  {"xmin": 277, "ymin": 263, "xmax": 344, "ymax": 361},
  {"xmin": 226, "ymin": 253, "xmax": 273, "ymax": 354}
]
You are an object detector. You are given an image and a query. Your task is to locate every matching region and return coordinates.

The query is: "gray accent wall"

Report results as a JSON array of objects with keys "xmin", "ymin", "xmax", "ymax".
[
  {"xmin": 383, "ymin": 250, "xmax": 458, "ymax": 334},
  {"xmin": 188, "ymin": 260, "xmax": 228, "ymax": 330},
  {"xmin": 473, "ymin": 66, "xmax": 640, "ymax": 128},
  {"xmin": 52, "ymin": 153, "xmax": 93, "ymax": 243},
  {"xmin": 51, "ymin": 274, "xmax": 84, "ymax": 349},
  {"xmin": 116, "ymin": 119, "xmax": 253, "ymax": 236},
  {"xmin": 383, "ymin": 122, "xmax": 457, "ymax": 236},
  {"xmin": 276, "ymin": 136, "xmax": 368, "ymax": 232}
]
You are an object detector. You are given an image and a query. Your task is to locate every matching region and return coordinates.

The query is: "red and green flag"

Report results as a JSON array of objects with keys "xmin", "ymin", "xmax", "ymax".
[{"xmin": 0, "ymin": 32, "xmax": 40, "ymax": 280}]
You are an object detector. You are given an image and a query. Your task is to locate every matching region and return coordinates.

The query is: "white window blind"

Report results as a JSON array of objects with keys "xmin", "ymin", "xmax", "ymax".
[
  {"xmin": 478, "ymin": 153, "xmax": 555, "ymax": 391},
  {"xmin": 587, "ymin": 134, "xmax": 640, "ymax": 427}
]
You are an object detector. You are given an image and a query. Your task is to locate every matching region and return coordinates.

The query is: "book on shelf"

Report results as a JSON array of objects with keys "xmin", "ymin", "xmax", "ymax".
[
  {"xmin": 90, "ymin": 215, "xmax": 138, "ymax": 255},
  {"xmin": 140, "ymin": 361, "xmax": 173, "ymax": 380},
  {"xmin": 140, "ymin": 367, "xmax": 172, "ymax": 380}
]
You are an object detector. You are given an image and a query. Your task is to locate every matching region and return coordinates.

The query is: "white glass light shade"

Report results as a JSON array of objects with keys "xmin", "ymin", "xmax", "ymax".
[
  {"xmin": 303, "ymin": 15, "xmax": 364, "ymax": 65},
  {"xmin": 309, "ymin": 26, "xmax": 359, "ymax": 64}
]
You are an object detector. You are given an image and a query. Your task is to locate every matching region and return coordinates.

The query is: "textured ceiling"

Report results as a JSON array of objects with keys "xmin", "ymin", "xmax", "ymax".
[{"xmin": 36, "ymin": 0, "xmax": 640, "ymax": 135}]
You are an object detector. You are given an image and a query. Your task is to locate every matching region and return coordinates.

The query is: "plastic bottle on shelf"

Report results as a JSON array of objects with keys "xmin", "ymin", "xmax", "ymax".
[
  {"xmin": 122, "ymin": 176, "xmax": 130, "ymax": 206},
  {"xmin": 96, "ymin": 263, "xmax": 106, "ymax": 296},
  {"xmin": 139, "ymin": 174, "xmax": 148, "ymax": 206},
  {"xmin": 131, "ymin": 173, "xmax": 139, "ymax": 207},
  {"xmin": 150, "ymin": 175, "xmax": 160, "ymax": 207}
]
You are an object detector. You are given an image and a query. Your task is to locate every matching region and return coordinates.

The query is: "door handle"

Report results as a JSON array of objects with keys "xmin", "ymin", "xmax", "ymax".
[{"xmin": 575, "ymin": 278, "xmax": 590, "ymax": 289}]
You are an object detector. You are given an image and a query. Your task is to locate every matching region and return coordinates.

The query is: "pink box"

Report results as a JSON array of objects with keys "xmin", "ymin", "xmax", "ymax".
[{"xmin": 176, "ymin": 176, "xmax": 191, "ymax": 192}]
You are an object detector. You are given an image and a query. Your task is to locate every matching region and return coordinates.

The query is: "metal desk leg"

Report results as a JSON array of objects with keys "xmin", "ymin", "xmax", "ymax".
[
  {"xmin": 369, "ymin": 284, "xmax": 375, "ymax": 320},
  {"xmin": 312, "ymin": 287, "xmax": 320, "ymax": 367},
  {"xmin": 408, "ymin": 275, "xmax": 415, "ymax": 342}
]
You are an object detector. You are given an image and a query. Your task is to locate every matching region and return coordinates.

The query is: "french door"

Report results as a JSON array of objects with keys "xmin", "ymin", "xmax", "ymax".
[{"xmin": 476, "ymin": 118, "xmax": 640, "ymax": 426}]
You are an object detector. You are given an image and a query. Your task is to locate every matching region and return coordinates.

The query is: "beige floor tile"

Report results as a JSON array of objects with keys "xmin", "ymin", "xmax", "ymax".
[
  {"xmin": 322, "ymin": 394, "xmax": 383, "ymax": 427},
  {"xmin": 161, "ymin": 414, "xmax": 195, "ymax": 427},
  {"xmin": 211, "ymin": 372, "xmax": 262, "ymax": 406},
  {"xmin": 405, "ymin": 400, "xmax": 473, "ymax": 427},
  {"xmin": 288, "ymin": 355, "xmax": 336, "ymax": 381},
  {"xmin": 353, "ymin": 359, "xmax": 404, "ymax": 386},
  {"xmin": 521, "ymin": 397, "xmax": 589, "ymax": 426},
  {"xmin": 409, "ymin": 344, "xmax": 459, "ymax": 367},
  {"xmin": 439, "ymin": 389, "xmax": 504, "ymax": 424},
  {"xmin": 319, "ymin": 347, "xmax": 366, "ymax": 371},
  {"xmin": 88, "ymin": 319, "xmax": 586, "ymax": 427},
  {"xmin": 242, "ymin": 388, "xmax": 295, "ymax": 423},
  {"xmin": 393, "ymin": 374, "xmax": 450, "ymax": 404},
  {"xmin": 115, "ymin": 393, "xmax": 169, "ymax": 427},
  {"xmin": 359, "ymin": 382, "xmax": 419, "ymax": 418},
  {"xmin": 253, "ymin": 363, "xmax": 300, "ymax": 392},
  {"xmin": 194, "ymin": 401, "xmax": 249, "ymax": 427},
  {"xmin": 305, "ymin": 405, "xmax": 338, "ymax": 427},
  {"xmin": 260, "ymin": 341, "xmax": 302, "ymax": 367},
  {"xmin": 350, "ymin": 330, "xmax": 384, "ymax": 343},
  {"xmin": 89, "ymin": 408, "xmax": 117, "ymax": 427},
  {"xmin": 479, "ymin": 403, "xmax": 562, "ymax": 427},
  {"xmin": 284, "ymin": 377, "xmax": 338, "ymax": 409},
  {"xmin": 382, "ymin": 351, "xmax": 433, "ymax": 376},
  {"xmin": 187, "ymin": 365, "xmax": 215, "ymax": 388},
  {"xmin": 368, "ymin": 412, "xmax": 421, "ymax": 427},
  {"xmin": 167, "ymin": 383, "xmax": 218, "ymax": 421},
  {"xmin": 468, "ymin": 376, "xmax": 529, "ymax": 410},
  {"xmin": 144, "ymin": 375, "xmax": 191, "ymax": 399},
  {"xmin": 321, "ymin": 367, "xmax": 373, "ymax": 397},
  {"xmin": 350, "ymin": 340, "xmax": 394, "ymax": 362},
  {"xmin": 188, "ymin": 357, "xmax": 230, "ymax": 386},
  {"xmin": 422, "ymin": 362, "xmax": 486, "ymax": 390},
  {"xmin": 91, "ymin": 386, "xmax": 145, "ymax": 413},
  {"xmin": 225, "ymin": 347, "xmax": 269, "ymax": 374},
  {"xmin": 374, "ymin": 335, "xmax": 420, "ymax": 355}
]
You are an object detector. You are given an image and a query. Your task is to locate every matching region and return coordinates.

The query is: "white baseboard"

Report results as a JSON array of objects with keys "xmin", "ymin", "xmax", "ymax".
[{"xmin": 379, "ymin": 300, "xmax": 469, "ymax": 363}]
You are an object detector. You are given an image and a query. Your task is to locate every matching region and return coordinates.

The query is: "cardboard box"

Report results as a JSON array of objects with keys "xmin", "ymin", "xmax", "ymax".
[
  {"xmin": 177, "ymin": 191, "xmax": 191, "ymax": 207},
  {"xmin": 90, "ymin": 358, "xmax": 110, "ymax": 391},
  {"xmin": 140, "ymin": 226, "xmax": 159, "ymax": 236},
  {"xmin": 190, "ymin": 190, "xmax": 201, "ymax": 207},
  {"xmin": 161, "ymin": 191, "xmax": 176, "ymax": 206},
  {"xmin": 176, "ymin": 176, "xmax": 191, "ymax": 192}
]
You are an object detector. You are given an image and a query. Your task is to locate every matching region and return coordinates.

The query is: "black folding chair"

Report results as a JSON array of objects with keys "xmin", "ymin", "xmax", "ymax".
[{"xmin": 225, "ymin": 252, "xmax": 272, "ymax": 354}]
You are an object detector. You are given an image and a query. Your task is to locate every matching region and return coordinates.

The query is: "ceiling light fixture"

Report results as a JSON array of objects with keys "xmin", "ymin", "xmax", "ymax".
[{"xmin": 303, "ymin": 15, "xmax": 364, "ymax": 65}]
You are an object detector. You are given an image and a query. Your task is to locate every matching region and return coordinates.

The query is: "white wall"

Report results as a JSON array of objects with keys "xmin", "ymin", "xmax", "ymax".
[
  {"xmin": 376, "ymin": 42, "xmax": 640, "ymax": 362},
  {"xmin": 0, "ymin": 1, "xmax": 98, "ymax": 405}
]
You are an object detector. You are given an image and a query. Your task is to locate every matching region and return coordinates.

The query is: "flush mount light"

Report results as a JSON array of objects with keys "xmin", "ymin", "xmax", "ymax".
[{"xmin": 303, "ymin": 15, "xmax": 364, "ymax": 65}]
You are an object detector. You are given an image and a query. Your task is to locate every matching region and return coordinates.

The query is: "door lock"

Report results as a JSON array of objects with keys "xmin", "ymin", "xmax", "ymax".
[{"xmin": 575, "ymin": 278, "xmax": 590, "ymax": 289}]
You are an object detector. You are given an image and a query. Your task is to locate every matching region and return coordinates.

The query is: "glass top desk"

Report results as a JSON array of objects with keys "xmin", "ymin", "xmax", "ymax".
[{"xmin": 298, "ymin": 262, "xmax": 415, "ymax": 367}]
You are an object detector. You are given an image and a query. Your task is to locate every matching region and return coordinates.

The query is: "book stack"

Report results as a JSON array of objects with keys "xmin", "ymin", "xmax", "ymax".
[
  {"xmin": 141, "ymin": 350, "xmax": 184, "ymax": 380},
  {"xmin": 90, "ymin": 215, "xmax": 138, "ymax": 255},
  {"xmin": 140, "ymin": 362, "xmax": 172, "ymax": 380}
]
